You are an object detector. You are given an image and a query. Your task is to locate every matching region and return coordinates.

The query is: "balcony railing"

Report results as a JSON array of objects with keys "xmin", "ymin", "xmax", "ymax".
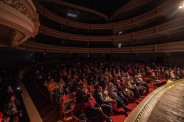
[
  {"xmin": 34, "ymin": 0, "xmax": 180, "ymax": 30},
  {"xmin": 39, "ymin": 17, "xmax": 184, "ymax": 42},
  {"xmin": 18, "ymin": 40, "xmax": 184, "ymax": 53}
]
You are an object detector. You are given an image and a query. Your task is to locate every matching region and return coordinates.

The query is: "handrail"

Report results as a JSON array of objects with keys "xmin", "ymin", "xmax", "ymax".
[
  {"xmin": 16, "ymin": 67, "xmax": 43, "ymax": 122},
  {"xmin": 34, "ymin": 0, "xmax": 180, "ymax": 30},
  {"xmin": 125, "ymin": 79, "xmax": 184, "ymax": 122},
  {"xmin": 39, "ymin": 17, "xmax": 184, "ymax": 42},
  {"xmin": 17, "ymin": 40, "xmax": 184, "ymax": 53}
]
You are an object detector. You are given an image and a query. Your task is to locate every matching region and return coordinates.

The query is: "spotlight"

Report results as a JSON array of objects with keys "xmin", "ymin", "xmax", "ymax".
[{"xmin": 179, "ymin": 5, "xmax": 183, "ymax": 9}]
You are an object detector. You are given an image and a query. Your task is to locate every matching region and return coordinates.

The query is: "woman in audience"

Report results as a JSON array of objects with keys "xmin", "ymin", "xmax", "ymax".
[
  {"xmin": 170, "ymin": 70, "xmax": 176, "ymax": 80},
  {"xmin": 4, "ymin": 94, "xmax": 22, "ymax": 122},
  {"xmin": 84, "ymin": 93, "xmax": 113, "ymax": 122}
]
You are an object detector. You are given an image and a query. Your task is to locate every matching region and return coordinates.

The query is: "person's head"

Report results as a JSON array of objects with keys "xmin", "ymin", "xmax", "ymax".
[
  {"xmin": 126, "ymin": 77, "xmax": 130, "ymax": 82},
  {"xmin": 59, "ymin": 78, "xmax": 63, "ymax": 82},
  {"xmin": 10, "ymin": 94, "xmax": 16, "ymax": 102},
  {"xmin": 97, "ymin": 86, "xmax": 102, "ymax": 92},
  {"xmin": 86, "ymin": 93, "xmax": 93, "ymax": 100},
  {"xmin": 116, "ymin": 80, "xmax": 120, "ymax": 84},
  {"xmin": 50, "ymin": 78, "xmax": 54, "ymax": 82},
  {"xmin": 108, "ymin": 82, "xmax": 113, "ymax": 87},
  {"xmin": 7, "ymin": 85, "xmax": 13, "ymax": 92}
]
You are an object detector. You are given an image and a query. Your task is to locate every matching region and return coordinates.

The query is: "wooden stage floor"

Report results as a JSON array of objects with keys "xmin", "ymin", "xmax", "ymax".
[{"xmin": 148, "ymin": 81, "xmax": 184, "ymax": 122}]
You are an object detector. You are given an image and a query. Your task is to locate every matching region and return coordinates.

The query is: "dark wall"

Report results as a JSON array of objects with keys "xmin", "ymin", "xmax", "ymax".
[
  {"xmin": 0, "ymin": 47, "xmax": 183, "ymax": 67},
  {"xmin": 166, "ymin": 52, "xmax": 184, "ymax": 66},
  {"xmin": 0, "ymin": 48, "xmax": 33, "ymax": 66}
]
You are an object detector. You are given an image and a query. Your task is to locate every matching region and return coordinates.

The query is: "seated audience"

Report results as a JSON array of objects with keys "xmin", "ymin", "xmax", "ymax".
[
  {"xmin": 84, "ymin": 93, "xmax": 113, "ymax": 122},
  {"xmin": 4, "ymin": 94, "xmax": 22, "ymax": 122},
  {"xmin": 93, "ymin": 86, "xmax": 113, "ymax": 120},
  {"xmin": 29, "ymin": 58, "xmax": 183, "ymax": 121}
]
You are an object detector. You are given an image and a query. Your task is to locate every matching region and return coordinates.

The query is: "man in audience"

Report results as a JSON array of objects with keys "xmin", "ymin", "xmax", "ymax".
[
  {"xmin": 124, "ymin": 77, "xmax": 141, "ymax": 99},
  {"xmin": 134, "ymin": 75, "xmax": 149, "ymax": 94},
  {"xmin": 93, "ymin": 86, "xmax": 113, "ymax": 121},
  {"xmin": 47, "ymin": 78, "xmax": 59, "ymax": 106},
  {"xmin": 108, "ymin": 82, "xmax": 131, "ymax": 112}
]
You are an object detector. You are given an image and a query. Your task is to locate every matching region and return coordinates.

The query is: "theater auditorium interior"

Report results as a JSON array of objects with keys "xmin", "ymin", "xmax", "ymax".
[{"xmin": 0, "ymin": 0, "xmax": 184, "ymax": 122}]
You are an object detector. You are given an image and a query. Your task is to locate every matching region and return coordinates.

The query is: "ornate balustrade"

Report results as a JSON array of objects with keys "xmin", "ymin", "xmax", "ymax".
[{"xmin": 0, "ymin": 0, "xmax": 39, "ymax": 47}]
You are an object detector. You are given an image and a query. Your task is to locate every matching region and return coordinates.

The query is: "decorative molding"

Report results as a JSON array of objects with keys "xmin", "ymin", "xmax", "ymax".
[
  {"xmin": 0, "ymin": 0, "xmax": 40, "ymax": 46},
  {"xmin": 0, "ymin": 0, "xmax": 34, "ymax": 22},
  {"xmin": 17, "ymin": 40, "xmax": 184, "ymax": 53}
]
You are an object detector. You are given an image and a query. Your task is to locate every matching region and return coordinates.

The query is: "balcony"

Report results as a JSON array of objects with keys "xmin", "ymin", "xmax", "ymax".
[{"xmin": 0, "ymin": 0, "xmax": 39, "ymax": 47}]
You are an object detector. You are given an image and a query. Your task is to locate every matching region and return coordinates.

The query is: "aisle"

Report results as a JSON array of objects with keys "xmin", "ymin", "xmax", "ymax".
[{"xmin": 23, "ymin": 77, "xmax": 60, "ymax": 122}]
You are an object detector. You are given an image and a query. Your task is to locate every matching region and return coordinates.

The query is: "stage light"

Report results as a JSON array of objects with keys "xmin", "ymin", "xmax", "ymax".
[
  {"xmin": 179, "ymin": 2, "xmax": 184, "ymax": 9},
  {"xmin": 179, "ymin": 5, "xmax": 183, "ymax": 9}
]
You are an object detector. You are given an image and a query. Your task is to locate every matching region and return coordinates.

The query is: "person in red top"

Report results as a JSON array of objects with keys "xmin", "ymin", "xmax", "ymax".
[
  {"xmin": 84, "ymin": 94, "xmax": 96, "ymax": 108},
  {"xmin": 82, "ymin": 77, "xmax": 89, "ymax": 86},
  {"xmin": 0, "ymin": 111, "xmax": 3, "ymax": 122},
  {"xmin": 84, "ymin": 93, "xmax": 113, "ymax": 122}
]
